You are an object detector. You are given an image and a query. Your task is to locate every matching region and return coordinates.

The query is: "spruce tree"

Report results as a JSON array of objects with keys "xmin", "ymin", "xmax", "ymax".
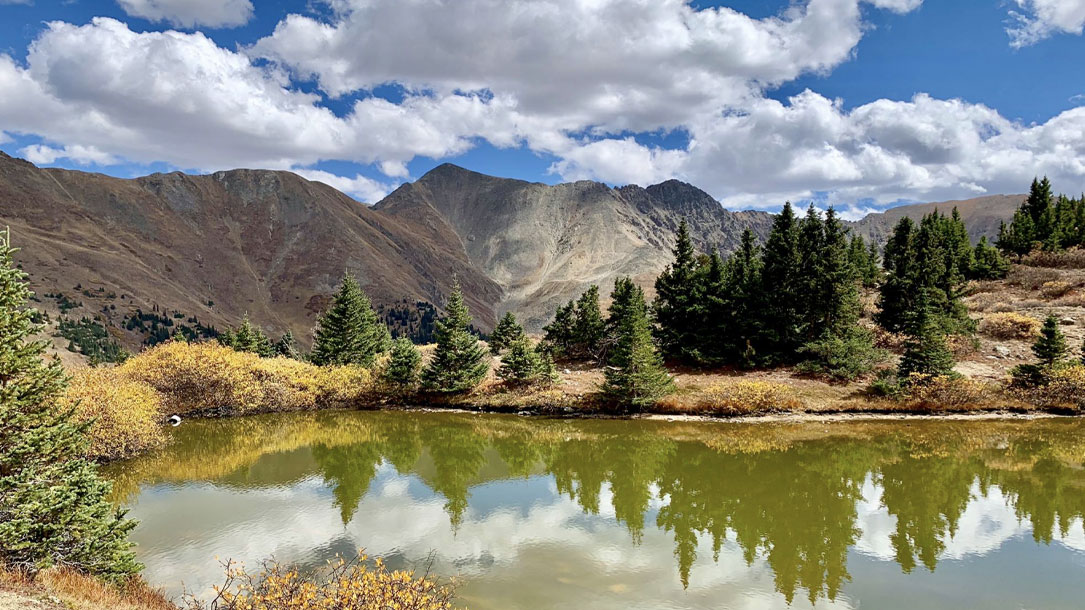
[
  {"xmin": 969, "ymin": 236, "xmax": 1009, "ymax": 280},
  {"xmin": 759, "ymin": 202, "xmax": 803, "ymax": 363},
  {"xmin": 542, "ymin": 301, "xmax": 575, "ymax": 358},
  {"xmin": 0, "ymin": 229, "xmax": 139, "ymax": 580},
  {"xmin": 601, "ymin": 277, "xmax": 674, "ymax": 411},
  {"xmin": 311, "ymin": 274, "xmax": 389, "ymax": 367},
  {"xmin": 489, "ymin": 311, "xmax": 525, "ymax": 355},
  {"xmin": 723, "ymin": 229, "xmax": 764, "ymax": 367},
  {"xmin": 897, "ymin": 291, "xmax": 956, "ymax": 382},
  {"xmin": 421, "ymin": 281, "xmax": 489, "ymax": 393},
  {"xmin": 571, "ymin": 285, "xmax": 606, "ymax": 359},
  {"xmin": 228, "ymin": 316, "xmax": 275, "ymax": 357},
  {"xmin": 383, "ymin": 337, "xmax": 422, "ymax": 391},
  {"xmin": 1033, "ymin": 315, "xmax": 1068, "ymax": 367},
  {"xmin": 876, "ymin": 217, "xmax": 919, "ymax": 333},
  {"xmin": 654, "ymin": 220, "xmax": 702, "ymax": 363},
  {"xmin": 497, "ymin": 335, "xmax": 543, "ymax": 386},
  {"xmin": 274, "ymin": 330, "xmax": 300, "ymax": 359}
]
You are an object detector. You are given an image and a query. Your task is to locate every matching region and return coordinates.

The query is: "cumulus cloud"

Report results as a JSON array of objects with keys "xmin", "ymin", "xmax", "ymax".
[
  {"xmin": 116, "ymin": 0, "xmax": 254, "ymax": 28},
  {"xmin": 292, "ymin": 168, "xmax": 395, "ymax": 203},
  {"xmin": 19, "ymin": 143, "xmax": 119, "ymax": 165},
  {"xmin": 1007, "ymin": 0, "xmax": 1085, "ymax": 47},
  {"xmin": 5, "ymin": 0, "xmax": 1085, "ymax": 211}
]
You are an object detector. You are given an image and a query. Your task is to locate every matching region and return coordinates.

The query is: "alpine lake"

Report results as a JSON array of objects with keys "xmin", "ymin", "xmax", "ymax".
[{"xmin": 104, "ymin": 411, "xmax": 1085, "ymax": 609}]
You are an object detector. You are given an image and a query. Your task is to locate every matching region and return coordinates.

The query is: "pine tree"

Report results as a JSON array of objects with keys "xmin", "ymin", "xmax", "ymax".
[
  {"xmin": 571, "ymin": 285, "xmax": 606, "ymax": 359},
  {"xmin": 542, "ymin": 301, "xmax": 575, "ymax": 358},
  {"xmin": 724, "ymin": 229, "xmax": 764, "ymax": 367},
  {"xmin": 535, "ymin": 349, "xmax": 560, "ymax": 387},
  {"xmin": 421, "ymin": 280, "xmax": 489, "ymax": 393},
  {"xmin": 969, "ymin": 236, "xmax": 1009, "ymax": 279},
  {"xmin": 489, "ymin": 311, "xmax": 525, "ymax": 355},
  {"xmin": 311, "ymin": 274, "xmax": 389, "ymax": 367},
  {"xmin": 758, "ymin": 202, "xmax": 803, "ymax": 363},
  {"xmin": 383, "ymin": 337, "xmax": 422, "ymax": 390},
  {"xmin": 274, "ymin": 330, "xmax": 300, "ymax": 359},
  {"xmin": 654, "ymin": 220, "xmax": 702, "ymax": 362},
  {"xmin": 897, "ymin": 291, "xmax": 956, "ymax": 382},
  {"xmin": 0, "ymin": 229, "xmax": 139, "ymax": 581},
  {"xmin": 497, "ymin": 335, "xmax": 543, "ymax": 386},
  {"xmin": 1032, "ymin": 315, "xmax": 1068, "ymax": 367},
  {"xmin": 876, "ymin": 217, "xmax": 918, "ymax": 333},
  {"xmin": 228, "ymin": 316, "xmax": 275, "ymax": 357},
  {"xmin": 601, "ymin": 277, "xmax": 674, "ymax": 411}
]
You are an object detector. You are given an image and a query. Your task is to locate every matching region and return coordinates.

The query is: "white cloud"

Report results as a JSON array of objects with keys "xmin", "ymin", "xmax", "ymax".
[
  {"xmin": 5, "ymin": 1, "xmax": 1085, "ymax": 211},
  {"xmin": 1007, "ymin": 0, "xmax": 1085, "ymax": 47},
  {"xmin": 116, "ymin": 0, "xmax": 254, "ymax": 28},
  {"xmin": 19, "ymin": 143, "xmax": 120, "ymax": 165},
  {"xmin": 292, "ymin": 168, "xmax": 395, "ymax": 203}
]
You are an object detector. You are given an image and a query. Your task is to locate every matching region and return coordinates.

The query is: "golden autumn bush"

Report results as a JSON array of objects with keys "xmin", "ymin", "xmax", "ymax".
[
  {"xmin": 118, "ymin": 341, "xmax": 374, "ymax": 416},
  {"xmin": 59, "ymin": 367, "xmax": 166, "ymax": 460},
  {"xmin": 900, "ymin": 374, "xmax": 995, "ymax": 412},
  {"xmin": 978, "ymin": 312, "xmax": 1040, "ymax": 340},
  {"xmin": 1040, "ymin": 280, "xmax": 1074, "ymax": 298},
  {"xmin": 1017, "ymin": 364, "xmax": 1085, "ymax": 411},
  {"xmin": 185, "ymin": 556, "xmax": 456, "ymax": 610},
  {"xmin": 661, "ymin": 381, "xmax": 803, "ymax": 416}
]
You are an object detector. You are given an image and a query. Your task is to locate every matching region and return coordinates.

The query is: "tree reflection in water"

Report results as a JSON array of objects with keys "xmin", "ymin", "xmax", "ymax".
[{"xmin": 108, "ymin": 412, "xmax": 1085, "ymax": 605}]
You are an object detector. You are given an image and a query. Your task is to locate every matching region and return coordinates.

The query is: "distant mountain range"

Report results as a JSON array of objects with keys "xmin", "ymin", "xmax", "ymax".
[{"xmin": 0, "ymin": 151, "xmax": 1023, "ymax": 345}]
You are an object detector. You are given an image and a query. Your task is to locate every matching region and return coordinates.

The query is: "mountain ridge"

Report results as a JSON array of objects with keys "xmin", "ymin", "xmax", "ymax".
[{"xmin": 0, "ymin": 151, "xmax": 1022, "ymax": 347}]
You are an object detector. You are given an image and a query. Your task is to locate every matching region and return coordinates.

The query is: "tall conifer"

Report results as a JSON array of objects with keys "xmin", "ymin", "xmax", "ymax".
[
  {"xmin": 602, "ymin": 277, "xmax": 674, "ymax": 410},
  {"xmin": 654, "ymin": 220, "xmax": 702, "ymax": 362},
  {"xmin": 311, "ymin": 274, "xmax": 389, "ymax": 366},
  {"xmin": 421, "ymin": 280, "xmax": 489, "ymax": 392}
]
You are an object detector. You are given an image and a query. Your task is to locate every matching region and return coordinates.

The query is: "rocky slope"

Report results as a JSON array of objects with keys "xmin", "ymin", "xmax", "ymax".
[{"xmin": 0, "ymin": 151, "xmax": 1023, "ymax": 347}]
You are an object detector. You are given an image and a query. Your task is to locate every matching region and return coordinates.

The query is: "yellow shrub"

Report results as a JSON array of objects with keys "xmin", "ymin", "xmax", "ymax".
[
  {"xmin": 978, "ymin": 312, "xmax": 1040, "ymax": 340},
  {"xmin": 119, "ymin": 341, "xmax": 374, "ymax": 416},
  {"xmin": 685, "ymin": 381, "xmax": 803, "ymax": 416},
  {"xmin": 1040, "ymin": 280, "xmax": 1074, "ymax": 298},
  {"xmin": 902, "ymin": 375, "xmax": 993, "ymax": 412},
  {"xmin": 1019, "ymin": 365, "xmax": 1085, "ymax": 411},
  {"xmin": 59, "ymin": 367, "xmax": 165, "ymax": 460},
  {"xmin": 186, "ymin": 555, "xmax": 455, "ymax": 610}
]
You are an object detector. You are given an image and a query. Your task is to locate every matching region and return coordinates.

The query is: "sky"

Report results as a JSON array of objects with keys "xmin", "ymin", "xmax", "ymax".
[{"xmin": 1, "ymin": 0, "xmax": 1084, "ymax": 218}]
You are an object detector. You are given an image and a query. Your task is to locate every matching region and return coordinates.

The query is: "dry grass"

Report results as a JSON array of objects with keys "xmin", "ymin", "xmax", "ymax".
[
  {"xmin": 1007, "ymin": 265, "xmax": 1063, "ymax": 290},
  {"xmin": 1021, "ymin": 247, "xmax": 1085, "ymax": 269},
  {"xmin": 978, "ymin": 312, "xmax": 1040, "ymax": 340},
  {"xmin": 656, "ymin": 381, "xmax": 804, "ymax": 416},
  {"xmin": 0, "ymin": 566, "xmax": 173, "ymax": 610}
]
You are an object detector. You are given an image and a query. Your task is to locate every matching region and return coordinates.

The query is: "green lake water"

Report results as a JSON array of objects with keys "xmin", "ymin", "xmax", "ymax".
[{"xmin": 105, "ymin": 411, "xmax": 1085, "ymax": 609}]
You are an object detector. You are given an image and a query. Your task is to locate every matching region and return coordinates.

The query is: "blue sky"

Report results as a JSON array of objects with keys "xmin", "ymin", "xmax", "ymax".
[{"xmin": 1, "ymin": 0, "xmax": 1084, "ymax": 216}]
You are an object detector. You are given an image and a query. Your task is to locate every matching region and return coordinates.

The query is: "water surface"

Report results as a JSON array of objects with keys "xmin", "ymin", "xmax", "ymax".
[{"xmin": 106, "ymin": 412, "xmax": 1085, "ymax": 609}]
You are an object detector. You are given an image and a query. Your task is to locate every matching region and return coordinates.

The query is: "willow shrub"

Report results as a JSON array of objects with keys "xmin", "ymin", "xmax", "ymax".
[
  {"xmin": 658, "ymin": 381, "xmax": 803, "ymax": 416},
  {"xmin": 59, "ymin": 368, "xmax": 165, "ymax": 460},
  {"xmin": 1017, "ymin": 364, "xmax": 1085, "ymax": 411},
  {"xmin": 118, "ymin": 341, "xmax": 373, "ymax": 416},
  {"xmin": 185, "ymin": 555, "xmax": 455, "ymax": 610},
  {"xmin": 978, "ymin": 312, "xmax": 1040, "ymax": 340}
]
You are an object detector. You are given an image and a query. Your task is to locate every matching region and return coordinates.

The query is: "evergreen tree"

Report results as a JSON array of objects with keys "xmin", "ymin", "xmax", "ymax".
[
  {"xmin": 848, "ymin": 233, "xmax": 880, "ymax": 288},
  {"xmin": 876, "ymin": 217, "xmax": 919, "ymax": 333},
  {"xmin": 797, "ymin": 205, "xmax": 827, "ymax": 342},
  {"xmin": 0, "ymin": 229, "xmax": 139, "ymax": 581},
  {"xmin": 969, "ymin": 236, "xmax": 1009, "ymax": 280},
  {"xmin": 421, "ymin": 280, "xmax": 489, "ymax": 393},
  {"xmin": 723, "ymin": 229, "xmax": 764, "ymax": 367},
  {"xmin": 797, "ymin": 208, "xmax": 881, "ymax": 380},
  {"xmin": 489, "ymin": 311, "xmax": 525, "ymax": 355},
  {"xmin": 571, "ymin": 285, "xmax": 606, "ymax": 359},
  {"xmin": 226, "ymin": 316, "xmax": 275, "ymax": 357},
  {"xmin": 601, "ymin": 277, "xmax": 674, "ymax": 411},
  {"xmin": 383, "ymin": 337, "xmax": 422, "ymax": 391},
  {"xmin": 654, "ymin": 220, "xmax": 703, "ymax": 362},
  {"xmin": 535, "ymin": 349, "xmax": 560, "ymax": 387},
  {"xmin": 497, "ymin": 335, "xmax": 543, "ymax": 386},
  {"xmin": 897, "ymin": 291, "xmax": 956, "ymax": 381},
  {"xmin": 758, "ymin": 202, "xmax": 803, "ymax": 363},
  {"xmin": 1032, "ymin": 315, "xmax": 1068, "ymax": 367},
  {"xmin": 542, "ymin": 301, "xmax": 576, "ymax": 358},
  {"xmin": 274, "ymin": 330, "xmax": 300, "ymax": 359},
  {"xmin": 311, "ymin": 274, "xmax": 389, "ymax": 367}
]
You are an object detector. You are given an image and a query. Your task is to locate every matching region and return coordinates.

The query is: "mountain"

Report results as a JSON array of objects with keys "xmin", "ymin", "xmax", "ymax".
[
  {"xmin": 0, "ymin": 151, "xmax": 1023, "ymax": 351},
  {"xmin": 851, "ymin": 194, "xmax": 1025, "ymax": 244},
  {"xmin": 375, "ymin": 164, "xmax": 775, "ymax": 328},
  {"xmin": 0, "ymin": 152, "xmax": 500, "ymax": 348}
]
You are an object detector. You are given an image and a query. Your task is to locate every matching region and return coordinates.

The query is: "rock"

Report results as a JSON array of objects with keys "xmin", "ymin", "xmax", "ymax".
[
  {"xmin": 1060, "ymin": 317, "xmax": 1075, "ymax": 325},
  {"xmin": 994, "ymin": 345, "xmax": 1011, "ymax": 357},
  {"xmin": 563, "ymin": 368, "xmax": 571, "ymax": 374}
]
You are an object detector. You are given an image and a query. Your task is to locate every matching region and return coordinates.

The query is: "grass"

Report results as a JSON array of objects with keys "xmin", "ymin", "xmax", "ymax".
[{"xmin": 0, "ymin": 566, "xmax": 173, "ymax": 610}]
